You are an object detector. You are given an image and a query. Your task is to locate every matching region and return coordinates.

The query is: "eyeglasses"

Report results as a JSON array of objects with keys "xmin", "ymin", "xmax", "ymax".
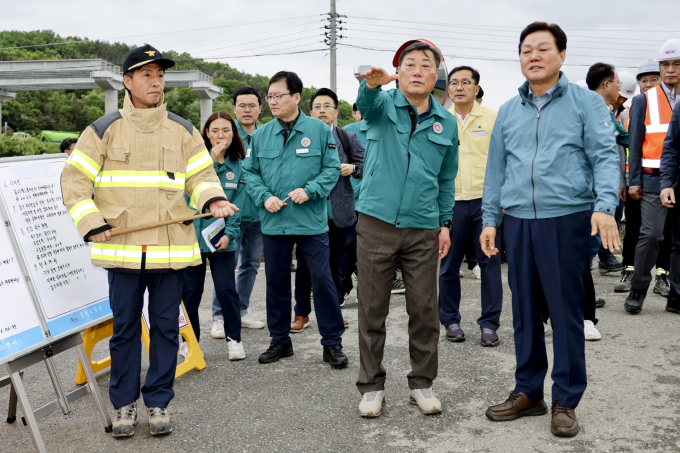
[
  {"xmin": 236, "ymin": 103, "xmax": 259, "ymax": 110},
  {"xmin": 606, "ymin": 79, "xmax": 621, "ymax": 87},
  {"xmin": 660, "ymin": 62, "xmax": 680, "ymax": 70},
  {"xmin": 266, "ymin": 92, "xmax": 294, "ymax": 101},
  {"xmin": 448, "ymin": 80, "xmax": 473, "ymax": 88},
  {"xmin": 312, "ymin": 103, "xmax": 336, "ymax": 111},
  {"xmin": 639, "ymin": 76, "xmax": 660, "ymax": 84}
]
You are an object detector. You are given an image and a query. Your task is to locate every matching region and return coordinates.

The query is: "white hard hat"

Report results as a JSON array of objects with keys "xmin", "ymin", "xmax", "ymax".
[
  {"xmin": 637, "ymin": 59, "xmax": 660, "ymax": 80},
  {"xmin": 657, "ymin": 39, "xmax": 680, "ymax": 62},
  {"xmin": 575, "ymin": 79, "xmax": 588, "ymax": 89},
  {"xmin": 618, "ymin": 71, "xmax": 637, "ymax": 98}
]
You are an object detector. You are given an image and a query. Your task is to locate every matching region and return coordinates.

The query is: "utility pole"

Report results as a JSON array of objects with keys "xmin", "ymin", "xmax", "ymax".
[{"xmin": 324, "ymin": 1, "xmax": 345, "ymax": 94}]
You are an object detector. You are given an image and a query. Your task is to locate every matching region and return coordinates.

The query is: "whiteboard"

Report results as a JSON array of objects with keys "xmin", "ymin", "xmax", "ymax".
[
  {"xmin": 0, "ymin": 211, "xmax": 46, "ymax": 364},
  {"xmin": 0, "ymin": 155, "xmax": 112, "ymax": 344}
]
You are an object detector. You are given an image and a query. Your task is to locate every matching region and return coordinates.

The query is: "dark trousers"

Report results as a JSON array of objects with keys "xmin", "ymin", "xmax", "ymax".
[
  {"xmin": 622, "ymin": 194, "xmax": 672, "ymax": 269},
  {"xmin": 341, "ymin": 223, "xmax": 357, "ymax": 296},
  {"xmin": 262, "ymin": 233, "xmax": 344, "ymax": 346},
  {"xmin": 356, "ymin": 214, "xmax": 440, "ymax": 393},
  {"xmin": 463, "ymin": 233, "xmax": 478, "ymax": 269},
  {"xmin": 632, "ymin": 193, "xmax": 669, "ymax": 289},
  {"xmin": 668, "ymin": 204, "xmax": 680, "ymax": 295},
  {"xmin": 183, "ymin": 252, "xmax": 240, "ymax": 342},
  {"xmin": 108, "ymin": 270, "xmax": 182, "ymax": 409},
  {"xmin": 583, "ymin": 268, "xmax": 598, "ymax": 324},
  {"xmin": 294, "ymin": 219, "xmax": 349, "ymax": 315},
  {"xmin": 438, "ymin": 199, "xmax": 503, "ymax": 329},
  {"xmin": 504, "ymin": 211, "xmax": 589, "ymax": 409}
]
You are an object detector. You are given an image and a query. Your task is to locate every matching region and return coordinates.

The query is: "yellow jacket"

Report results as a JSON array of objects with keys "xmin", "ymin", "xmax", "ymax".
[
  {"xmin": 60, "ymin": 92, "xmax": 226, "ymax": 272},
  {"xmin": 448, "ymin": 101, "xmax": 498, "ymax": 201}
]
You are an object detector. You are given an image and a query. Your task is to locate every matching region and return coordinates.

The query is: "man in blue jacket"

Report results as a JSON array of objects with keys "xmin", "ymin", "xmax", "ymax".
[
  {"xmin": 354, "ymin": 41, "xmax": 458, "ymax": 418},
  {"xmin": 659, "ymin": 98, "xmax": 680, "ymax": 315},
  {"xmin": 480, "ymin": 22, "xmax": 619, "ymax": 438}
]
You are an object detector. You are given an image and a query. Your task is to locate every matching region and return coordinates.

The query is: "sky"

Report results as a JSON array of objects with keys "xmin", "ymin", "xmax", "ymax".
[{"xmin": 2, "ymin": 0, "xmax": 680, "ymax": 110}]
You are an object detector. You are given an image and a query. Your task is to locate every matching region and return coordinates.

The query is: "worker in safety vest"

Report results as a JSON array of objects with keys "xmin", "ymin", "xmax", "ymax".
[
  {"xmin": 60, "ymin": 45, "xmax": 236, "ymax": 438},
  {"xmin": 625, "ymin": 39, "xmax": 680, "ymax": 314}
]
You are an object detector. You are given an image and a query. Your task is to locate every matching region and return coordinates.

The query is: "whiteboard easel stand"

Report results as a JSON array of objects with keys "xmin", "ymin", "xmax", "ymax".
[
  {"xmin": 0, "ymin": 166, "xmax": 112, "ymax": 453},
  {"xmin": 3, "ymin": 334, "xmax": 112, "ymax": 453}
]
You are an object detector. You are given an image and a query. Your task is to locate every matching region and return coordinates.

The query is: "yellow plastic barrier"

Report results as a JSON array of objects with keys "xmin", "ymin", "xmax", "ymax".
[{"xmin": 75, "ymin": 301, "xmax": 205, "ymax": 385}]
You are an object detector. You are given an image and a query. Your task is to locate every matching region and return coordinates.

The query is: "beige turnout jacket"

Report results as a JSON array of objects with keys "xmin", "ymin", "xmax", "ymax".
[{"xmin": 61, "ymin": 92, "xmax": 226, "ymax": 271}]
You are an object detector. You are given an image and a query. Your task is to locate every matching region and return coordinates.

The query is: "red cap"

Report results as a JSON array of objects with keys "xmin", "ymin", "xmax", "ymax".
[{"xmin": 392, "ymin": 39, "xmax": 444, "ymax": 67}]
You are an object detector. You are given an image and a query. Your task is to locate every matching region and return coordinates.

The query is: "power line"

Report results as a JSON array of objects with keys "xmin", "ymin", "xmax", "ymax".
[
  {"xmin": 190, "ymin": 28, "xmax": 322, "ymax": 56},
  {"xmin": 200, "ymin": 36, "xmax": 322, "ymax": 61},
  {"xmin": 285, "ymin": 2, "xmax": 323, "ymax": 70}
]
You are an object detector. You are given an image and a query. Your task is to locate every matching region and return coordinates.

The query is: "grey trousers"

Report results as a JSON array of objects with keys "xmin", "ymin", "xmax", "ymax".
[
  {"xmin": 355, "ymin": 213, "xmax": 441, "ymax": 393},
  {"xmin": 632, "ymin": 192, "xmax": 668, "ymax": 290}
]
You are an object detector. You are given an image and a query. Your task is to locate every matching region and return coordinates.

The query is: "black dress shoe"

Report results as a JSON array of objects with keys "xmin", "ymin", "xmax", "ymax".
[
  {"xmin": 595, "ymin": 297, "xmax": 606, "ymax": 308},
  {"xmin": 445, "ymin": 323, "xmax": 465, "ymax": 342},
  {"xmin": 666, "ymin": 292, "xmax": 680, "ymax": 314},
  {"xmin": 480, "ymin": 327, "xmax": 500, "ymax": 347},
  {"xmin": 323, "ymin": 344, "xmax": 348, "ymax": 369},
  {"xmin": 258, "ymin": 341, "xmax": 294, "ymax": 363},
  {"xmin": 624, "ymin": 287, "xmax": 648, "ymax": 314}
]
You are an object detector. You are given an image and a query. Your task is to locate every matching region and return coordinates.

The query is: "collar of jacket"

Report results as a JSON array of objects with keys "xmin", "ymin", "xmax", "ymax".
[
  {"xmin": 518, "ymin": 71, "xmax": 569, "ymax": 104},
  {"xmin": 122, "ymin": 90, "xmax": 167, "ymax": 133},
  {"xmin": 393, "ymin": 88, "xmax": 448, "ymax": 121},
  {"xmin": 236, "ymin": 120, "xmax": 257, "ymax": 139},
  {"xmin": 358, "ymin": 119, "xmax": 368, "ymax": 132},
  {"xmin": 271, "ymin": 109, "xmax": 308, "ymax": 135}
]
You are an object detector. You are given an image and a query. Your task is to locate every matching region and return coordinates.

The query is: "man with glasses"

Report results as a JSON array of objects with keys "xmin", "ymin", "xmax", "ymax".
[
  {"xmin": 210, "ymin": 87, "xmax": 266, "ymax": 339},
  {"xmin": 292, "ymin": 88, "xmax": 364, "ymax": 332},
  {"xmin": 243, "ymin": 71, "xmax": 348, "ymax": 368},
  {"xmin": 438, "ymin": 66, "xmax": 503, "ymax": 347},
  {"xmin": 637, "ymin": 59, "xmax": 662, "ymax": 94},
  {"xmin": 625, "ymin": 39, "xmax": 680, "ymax": 314}
]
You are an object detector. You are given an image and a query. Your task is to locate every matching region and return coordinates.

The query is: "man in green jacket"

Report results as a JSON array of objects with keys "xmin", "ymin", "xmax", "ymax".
[
  {"xmin": 242, "ymin": 71, "xmax": 348, "ymax": 368},
  {"xmin": 354, "ymin": 41, "xmax": 459, "ymax": 418}
]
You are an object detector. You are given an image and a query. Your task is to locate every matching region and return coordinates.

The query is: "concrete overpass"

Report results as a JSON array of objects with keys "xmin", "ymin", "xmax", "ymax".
[{"xmin": 0, "ymin": 59, "xmax": 223, "ymax": 130}]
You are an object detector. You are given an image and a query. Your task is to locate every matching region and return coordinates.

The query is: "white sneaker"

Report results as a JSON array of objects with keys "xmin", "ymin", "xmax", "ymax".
[
  {"xmin": 211, "ymin": 319, "xmax": 225, "ymax": 339},
  {"xmin": 471, "ymin": 265, "xmax": 481, "ymax": 280},
  {"xmin": 178, "ymin": 340, "xmax": 189, "ymax": 358},
  {"xmin": 584, "ymin": 320, "xmax": 602, "ymax": 341},
  {"xmin": 227, "ymin": 337, "xmax": 246, "ymax": 360},
  {"xmin": 409, "ymin": 387, "xmax": 442, "ymax": 414},
  {"xmin": 241, "ymin": 313, "xmax": 265, "ymax": 329},
  {"xmin": 359, "ymin": 390, "xmax": 385, "ymax": 417}
]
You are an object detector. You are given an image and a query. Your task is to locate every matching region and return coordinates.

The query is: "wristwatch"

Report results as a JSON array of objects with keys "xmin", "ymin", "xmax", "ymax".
[
  {"xmin": 440, "ymin": 220, "xmax": 452, "ymax": 228},
  {"xmin": 353, "ymin": 164, "xmax": 358, "ymax": 173}
]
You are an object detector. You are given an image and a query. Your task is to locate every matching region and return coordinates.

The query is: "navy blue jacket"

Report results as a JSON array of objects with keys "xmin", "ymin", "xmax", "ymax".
[
  {"xmin": 329, "ymin": 126, "xmax": 364, "ymax": 228},
  {"xmin": 660, "ymin": 101, "xmax": 680, "ymax": 191}
]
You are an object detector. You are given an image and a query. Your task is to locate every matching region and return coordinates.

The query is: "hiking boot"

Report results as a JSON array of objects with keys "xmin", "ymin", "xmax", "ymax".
[
  {"xmin": 486, "ymin": 392, "xmax": 548, "ymax": 421},
  {"xmin": 227, "ymin": 338, "xmax": 246, "ymax": 361},
  {"xmin": 359, "ymin": 391, "xmax": 385, "ymax": 417},
  {"xmin": 409, "ymin": 388, "xmax": 442, "ymax": 415},
  {"xmin": 323, "ymin": 344, "xmax": 348, "ymax": 369},
  {"xmin": 614, "ymin": 268, "xmax": 633, "ymax": 292},
  {"xmin": 624, "ymin": 287, "xmax": 648, "ymax": 314},
  {"xmin": 211, "ymin": 319, "xmax": 225, "ymax": 339},
  {"xmin": 290, "ymin": 315, "xmax": 310, "ymax": 333},
  {"xmin": 599, "ymin": 255, "xmax": 624, "ymax": 275},
  {"xmin": 258, "ymin": 341, "xmax": 294, "ymax": 364},
  {"xmin": 112, "ymin": 402, "xmax": 137, "ymax": 438},
  {"xmin": 480, "ymin": 327, "xmax": 500, "ymax": 347},
  {"xmin": 584, "ymin": 320, "xmax": 601, "ymax": 341},
  {"xmin": 445, "ymin": 323, "xmax": 465, "ymax": 342},
  {"xmin": 551, "ymin": 401, "xmax": 579, "ymax": 437},
  {"xmin": 654, "ymin": 271, "xmax": 670, "ymax": 297},
  {"xmin": 148, "ymin": 407, "xmax": 172, "ymax": 436},
  {"xmin": 595, "ymin": 297, "xmax": 606, "ymax": 308},
  {"xmin": 391, "ymin": 278, "xmax": 405, "ymax": 294},
  {"xmin": 241, "ymin": 312, "xmax": 265, "ymax": 329}
]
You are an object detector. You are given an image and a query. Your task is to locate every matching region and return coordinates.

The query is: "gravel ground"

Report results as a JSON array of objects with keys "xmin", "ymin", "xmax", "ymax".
[{"xmin": 1, "ymin": 258, "xmax": 679, "ymax": 453}]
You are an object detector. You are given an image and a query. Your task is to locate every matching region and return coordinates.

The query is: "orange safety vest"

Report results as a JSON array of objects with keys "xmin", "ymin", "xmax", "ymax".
[
  {"xmin": 642, "ymin": 85, "xmax": 673, "ymax": 169},
  {"xmin": 618, "ymin": 108, "xmax": 630, "ymax": 172}
]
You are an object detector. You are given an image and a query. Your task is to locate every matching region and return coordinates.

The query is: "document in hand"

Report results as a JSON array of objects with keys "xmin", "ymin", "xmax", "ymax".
[{"xmin": 201, "ymin": 218, "xmax": 226, "ymax": 252}]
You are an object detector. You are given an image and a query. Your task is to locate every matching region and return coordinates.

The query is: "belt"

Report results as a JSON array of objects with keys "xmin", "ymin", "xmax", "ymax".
[{"xmin": 642, "ymin": 167, "xmax": 660, "ymax": 176}]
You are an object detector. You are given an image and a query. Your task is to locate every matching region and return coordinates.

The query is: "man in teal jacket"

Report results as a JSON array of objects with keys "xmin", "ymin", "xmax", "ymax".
[
  {"xmin": 480, "ymin": 22, "xmax": 619, "ymax": 438},
  {"xmin": 354, "ymin": 41, "xmax": 458, "ymax": 418},
  {"xmin": 242, "ymin": 71, "xmax": 347, "ymax": 368}
]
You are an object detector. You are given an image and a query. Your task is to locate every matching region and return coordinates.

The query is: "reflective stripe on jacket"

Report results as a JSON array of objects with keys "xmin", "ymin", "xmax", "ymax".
[{"xmin": 61, "ymin": 92, "xmax": 227, "ymax": 271}]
